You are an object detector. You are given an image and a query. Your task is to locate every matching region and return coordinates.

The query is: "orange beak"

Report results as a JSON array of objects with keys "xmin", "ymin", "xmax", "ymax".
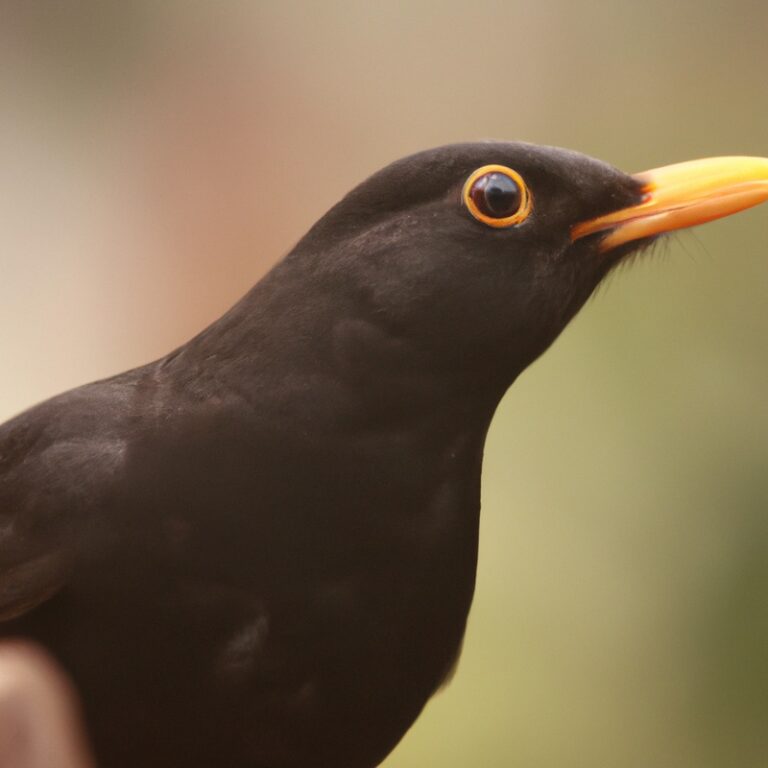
[{"xmin": 572, "ymin": 156, "xmax": 768, "ymax": 252}]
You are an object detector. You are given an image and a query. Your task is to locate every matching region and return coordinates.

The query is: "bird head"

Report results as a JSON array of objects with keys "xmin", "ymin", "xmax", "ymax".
[{"xmin": 246, "ymin": 143, "xmax": 768, "ymax": 401}]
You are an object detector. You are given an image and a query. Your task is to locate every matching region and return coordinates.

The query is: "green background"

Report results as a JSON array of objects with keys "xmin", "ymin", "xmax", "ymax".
[{"xmin": 1, "ymin": 2, "xmax": 766, "ymax": 766}]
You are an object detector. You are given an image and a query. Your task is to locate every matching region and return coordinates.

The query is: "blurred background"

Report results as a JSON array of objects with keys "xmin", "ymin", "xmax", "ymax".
[{"xmin": 1, "ymin": 1, "xmax": 766, "ymax": 766}]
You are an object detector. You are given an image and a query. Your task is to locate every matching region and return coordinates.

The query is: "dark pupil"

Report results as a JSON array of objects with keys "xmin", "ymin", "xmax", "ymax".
[{"xmin": 471, "ymin": 172, "xmax": 521, "ymax": 218}]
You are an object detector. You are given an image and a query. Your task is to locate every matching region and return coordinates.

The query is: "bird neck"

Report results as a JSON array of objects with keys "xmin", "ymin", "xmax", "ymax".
[{"xmin": 169, "ymin": 257, "xmax": 508, "ymax": 440}]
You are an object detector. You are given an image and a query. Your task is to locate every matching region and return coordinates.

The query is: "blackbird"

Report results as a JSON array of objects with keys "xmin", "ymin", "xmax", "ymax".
[{"xmin": 1, "ymin": 142, "xmax": 767, "ymax": 768}]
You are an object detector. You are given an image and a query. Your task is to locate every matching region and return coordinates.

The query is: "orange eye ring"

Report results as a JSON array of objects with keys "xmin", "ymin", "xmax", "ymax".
[{"xmin": 462, "ymin": 164, "xmax": 532, "ymax": 228}]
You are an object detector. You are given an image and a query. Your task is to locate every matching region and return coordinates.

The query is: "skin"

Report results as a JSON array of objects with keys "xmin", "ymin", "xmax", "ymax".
[
  {"xmin": 0, "ymin": 142, "xmax": 654, "ymax": 767},
  {"xmin": 0, "ymin": 642, "xmax": 94, "ymax": 768}
]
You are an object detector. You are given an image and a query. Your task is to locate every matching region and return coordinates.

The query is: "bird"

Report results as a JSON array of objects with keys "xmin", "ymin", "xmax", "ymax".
[{"xmin": 1, "ymin": 142, "xmax": 767, "ymax": 768}]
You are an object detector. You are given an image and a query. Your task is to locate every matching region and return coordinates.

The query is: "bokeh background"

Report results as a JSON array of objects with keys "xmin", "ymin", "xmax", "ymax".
[{"xmin": 2, "ymin": 2, "xmax": 766, "ymax": 766}]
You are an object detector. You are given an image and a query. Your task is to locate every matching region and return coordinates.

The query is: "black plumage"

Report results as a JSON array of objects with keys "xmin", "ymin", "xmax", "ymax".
[{"xmin": 0, "ymin": 142, "xmax": 764, "ymax": 767}]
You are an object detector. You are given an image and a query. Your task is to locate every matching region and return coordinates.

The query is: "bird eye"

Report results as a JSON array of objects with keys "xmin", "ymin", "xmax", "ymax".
[{"xmin": 462, "ymin": 165, "xmax": 532, "ymax": 228}]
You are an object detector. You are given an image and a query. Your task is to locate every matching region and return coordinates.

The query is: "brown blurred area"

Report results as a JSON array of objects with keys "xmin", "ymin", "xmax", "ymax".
[
  {"xmin": 0, "ymin": 643, "xmax": 94, "ymax": 768},
  {"xmin": 1, "ymin": 2, "xmax": 767, "ymax": 767}
]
